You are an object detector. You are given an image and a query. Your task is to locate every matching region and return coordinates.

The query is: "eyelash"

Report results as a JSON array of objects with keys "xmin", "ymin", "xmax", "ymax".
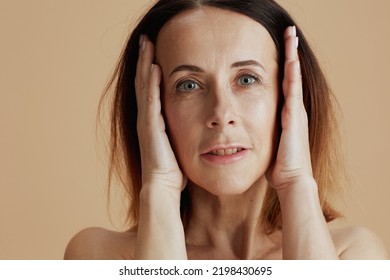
[
  {"xmin": 176, "ymin": 79, "xmax": 201, "ymax": 92},
  {"xmin": 236, "ymin": 73, "xmax": 262, "ymax": 87},
  {"xmin": 175, "ymin": 73, "xmax": 262, "ymax": 93}
]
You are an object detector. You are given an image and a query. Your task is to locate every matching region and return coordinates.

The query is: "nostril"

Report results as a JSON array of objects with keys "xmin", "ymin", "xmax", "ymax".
[{"xmin": 210, "ymin": 120, "xmax": 234, "ymax": 127}]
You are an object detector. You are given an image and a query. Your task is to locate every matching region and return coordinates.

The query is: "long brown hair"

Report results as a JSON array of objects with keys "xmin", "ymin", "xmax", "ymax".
[{"xmin": 99, "ymin": 0, "xmax": 344, "ymax": 232}]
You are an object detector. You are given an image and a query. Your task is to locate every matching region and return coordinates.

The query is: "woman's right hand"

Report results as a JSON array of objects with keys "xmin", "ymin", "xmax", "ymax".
[
  {"xmin": 134, "ymin": 35, "xmax": 188, "ymax": 259},
  {"xmin": 135, "ymin": 35, "xmax": 187, "ymax": 196}
]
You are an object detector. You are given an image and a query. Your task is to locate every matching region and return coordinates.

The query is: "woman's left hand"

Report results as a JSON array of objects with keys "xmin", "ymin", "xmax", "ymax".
[{"xmin": 267, "ymin": 26, "xmax": 314, "ymax": 191}]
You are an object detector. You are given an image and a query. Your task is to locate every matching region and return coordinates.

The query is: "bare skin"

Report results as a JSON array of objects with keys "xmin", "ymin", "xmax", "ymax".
[
  {"xmin": 64, "ymin": 224, "xmax": 388, "ymax": 260},
  {"xmin": 64, "ymin": 7, "xmax": 389, "ymax": 260}
]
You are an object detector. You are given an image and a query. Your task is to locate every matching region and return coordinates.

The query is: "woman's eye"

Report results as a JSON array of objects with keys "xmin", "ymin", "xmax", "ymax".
[
  {"xmin": 237, "ymin": 74, "xmax": 260, "ymax": 86},
  {"xmin": 176, "ymin": 80, "xmax": 200, "ymax": 92}
]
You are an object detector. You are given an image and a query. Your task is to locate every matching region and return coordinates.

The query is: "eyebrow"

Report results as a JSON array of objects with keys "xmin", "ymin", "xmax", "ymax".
[
  {"xmin": 231, "ymin": 60, "xmax": 266, "ymax": 72},
  {"xmin": 169, "ymin": 60, "xmax": 266, "ymax": 77},
  {"xmin": 169, "ymin": 65, "xmax": 204, "ymax": 77}
]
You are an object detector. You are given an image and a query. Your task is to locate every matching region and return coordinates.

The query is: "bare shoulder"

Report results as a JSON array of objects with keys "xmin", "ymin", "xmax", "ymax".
[
  {"xmin": 64, "ymin": 227, "xmax": 137, "ymax": 260},
  {"xmin": 330, "ymin": 225, "xmax": 389, "ymax": 259}
]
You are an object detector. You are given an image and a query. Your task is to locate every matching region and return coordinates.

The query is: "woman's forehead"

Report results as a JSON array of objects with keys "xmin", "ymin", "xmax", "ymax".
[{"xmin": 155, "ymin": 6, "xmax": 277, "ymax": 72}]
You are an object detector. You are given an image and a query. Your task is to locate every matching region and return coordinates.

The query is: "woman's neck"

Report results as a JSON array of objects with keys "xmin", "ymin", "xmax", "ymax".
[{"xmin": 184, "ymin": 177, "xmax": 280, "ymax": 259}]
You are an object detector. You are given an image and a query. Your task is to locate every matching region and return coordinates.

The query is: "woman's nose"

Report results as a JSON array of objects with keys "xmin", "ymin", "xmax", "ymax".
[{"xmin": 205, "ymin": 87, "xmax": 238, "ymax": 129}]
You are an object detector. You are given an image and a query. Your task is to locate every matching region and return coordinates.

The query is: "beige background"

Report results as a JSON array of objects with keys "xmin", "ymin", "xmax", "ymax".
[{"xmin": 1, "ymin": 0, "xmax": 389, "ymax": 259}]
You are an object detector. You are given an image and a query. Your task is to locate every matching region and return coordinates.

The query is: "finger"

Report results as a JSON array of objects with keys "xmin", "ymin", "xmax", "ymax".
[
  {"xmin": 284, "ymin": 60, "xmax": 301, "ymax": 100},
  {"xmin": 283, "ymin": 26, "xmax": 298, "ymax": 63},
  {"xmin": 135, "ymin": 35, "xmax": 156, "ymax": 106},
  {"xmin": 283, "ymin": 26, "xmax": 302, "ymax": 102},
  {"xmin": 281, "ymin": 26, "xmax": 307, "ymax": 133},
  {"xmin": 147, "ymin": 63, "xmax": 163, "ymax": 129},
  {"xmin": 134, "ymin": 36, "xmax": 163, "ymax": 127}
]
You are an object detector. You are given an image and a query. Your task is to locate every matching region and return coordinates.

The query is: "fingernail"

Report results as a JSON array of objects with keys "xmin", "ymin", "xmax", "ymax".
[
  {"xmin": 292, "ymin": 25, "xmax": 297, "ymax": 36},
  {"xmin": 150, "ymin": 64, "xmax": 155, "ymax": 72},
  {"xmin": 295, "ymin": 37, "xmax": 299, "ymax": 49}
]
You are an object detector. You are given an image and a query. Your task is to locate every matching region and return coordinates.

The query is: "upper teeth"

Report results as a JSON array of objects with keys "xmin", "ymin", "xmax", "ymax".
[{"xmin": 210, "ymin": 148, "xmax": 243, "ymax": 156}]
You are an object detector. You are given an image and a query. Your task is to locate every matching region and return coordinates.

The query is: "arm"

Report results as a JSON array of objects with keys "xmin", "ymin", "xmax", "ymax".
[
  {"xmin": 277, "ymin": 178, "xmax": 337, "ymax": 259},
  {"xmin": 267, "ymin": 26, "xmax": 337, "ymax": 259},
  {"xmin": 136, "ymin": 185, "xmax": 187, "ymax": 259},
  {"xmin": 274, "ymin": 28, "xmax": 389, "ymax": 260},
  {"xmin": 134, "ymin": 35, "xmax": 187, "ymax": 259}
]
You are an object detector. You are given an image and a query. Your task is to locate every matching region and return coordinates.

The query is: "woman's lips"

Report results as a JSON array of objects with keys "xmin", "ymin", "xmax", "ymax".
[
  {"xmin": 208, "ymin": 147, "xmax": 243, "ymax": 156},
  {"xmin": 201, "ymin": 147, "xmax": 249, "ymax": 165}
]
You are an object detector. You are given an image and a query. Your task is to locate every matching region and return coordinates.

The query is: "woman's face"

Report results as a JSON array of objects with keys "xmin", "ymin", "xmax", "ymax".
[{"xmin": 156, "ymin": 7, "xmax": 279, "ymax": 195}]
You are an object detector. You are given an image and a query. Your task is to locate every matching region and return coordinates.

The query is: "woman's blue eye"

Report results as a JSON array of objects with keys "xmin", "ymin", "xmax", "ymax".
[
  {"xmin": 238, "ymin": 74, "xmax": 259, "ymax": 86},
  {"xmin": 177, "ymin": 80, "xmax": 200, "ymax": 91}
]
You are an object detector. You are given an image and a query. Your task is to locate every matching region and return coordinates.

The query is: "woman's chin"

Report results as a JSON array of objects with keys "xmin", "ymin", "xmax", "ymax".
[{"xmin": 188, "ymin": 177, "xmax": 259, "ymax": 197}]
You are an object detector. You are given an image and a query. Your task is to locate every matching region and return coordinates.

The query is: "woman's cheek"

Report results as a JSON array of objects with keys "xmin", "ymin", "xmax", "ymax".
[
  {"xmin": 164, "ymin": 101, "xmax": 195, "ymax": 157},
  {"xmin": 244, "ymin": 94, "xmax": 279, "ymax": 153}
]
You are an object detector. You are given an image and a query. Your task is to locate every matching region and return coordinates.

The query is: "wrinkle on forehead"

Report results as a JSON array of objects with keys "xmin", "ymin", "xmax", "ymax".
[{"xmin": 155, "ymin": 6, "xmax": 277, "ymax": 76}]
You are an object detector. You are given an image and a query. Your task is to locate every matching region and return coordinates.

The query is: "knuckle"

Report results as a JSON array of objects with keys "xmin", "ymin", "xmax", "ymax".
[
  {"xmin": 146, "ymin": 94, "xmax": 154, "ymax": 104},
  {"xmin": 135, "ymin": 79, "xmax": 146, "ymax": 90}
]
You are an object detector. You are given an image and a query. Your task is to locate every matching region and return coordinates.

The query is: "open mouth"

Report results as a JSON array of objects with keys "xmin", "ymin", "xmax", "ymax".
[
  {"xmin": 202, "ymin": 146, "xmax": 248, "ymax": 165},
  {"xmin": 208, "ymin": 148, "xmax": 244, "ymax": 156}
]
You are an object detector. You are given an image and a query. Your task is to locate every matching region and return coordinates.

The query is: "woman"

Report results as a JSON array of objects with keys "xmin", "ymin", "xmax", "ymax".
[{"xmin": 65, "ymin": 0, "xmax": 388, "ymax": 259}]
